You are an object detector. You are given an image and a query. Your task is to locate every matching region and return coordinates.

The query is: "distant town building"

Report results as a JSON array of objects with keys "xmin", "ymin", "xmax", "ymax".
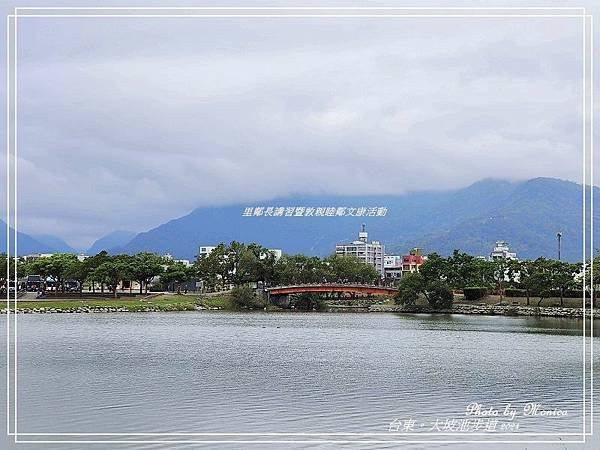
[
  {"xmin": 264, "ymin": 248, "xmax": 283, "ymax": 261},
  {"xmin": 335, "ymin": 224, "xmax": 385, "ymax": 276},
  {"xmin": 489, "ymin": 241, "xmax": 517, "ymax": 260},
  {"xmin": 384, "ymin": 255, "xmax": 403, "ymax": 268},
  {"xmin": 163, "ymin": 253, "xmax": 192, "ymax": 267},
  {"xmin": 21, "ymin": 253, "xmax": 54, "ymax": 261},
  {"xmin": 198, "ymin": 246, "xmax": 217, "ymax": 259},
  {"xmin": 197, "ymin": 246, "xmax": 282, "ymax": 262},
  {"xmin": 401, "ymin": 248, "xmax": 425, "ymax": 274},
  {"xmin": 22, "ymin": 253, "xmax": 89, "ymax": 262},
  {"xmin": 384, "ymin": 255, "xmax": 403, "ymax": 281}
]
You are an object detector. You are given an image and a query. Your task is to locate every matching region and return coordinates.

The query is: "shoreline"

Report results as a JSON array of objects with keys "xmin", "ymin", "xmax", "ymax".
[
  {"xmin": 368, "ymin": 303, "xmax": 596, "ymax": 319},
  {"xmin": 1, "ymin": 301, "xmax": 596, "ymax": 319}
]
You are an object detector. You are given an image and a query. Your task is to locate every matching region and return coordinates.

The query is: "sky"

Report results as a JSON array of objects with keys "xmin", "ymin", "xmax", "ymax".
[{"xmin": 1, "ymin": 1, "xmax": 597, "ymax": 249}]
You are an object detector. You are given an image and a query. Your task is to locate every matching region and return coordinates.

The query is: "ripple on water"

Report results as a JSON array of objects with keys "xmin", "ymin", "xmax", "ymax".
[{"xmin": 1, "ymin": 312, "xmax": 596, "ymax": 439}]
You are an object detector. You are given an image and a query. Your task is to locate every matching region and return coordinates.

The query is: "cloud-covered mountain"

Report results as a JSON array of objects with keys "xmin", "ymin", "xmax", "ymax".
[
  {"xmin": 114, "ymin": 178, "xmax": 597, "ymax": 262},
  {"xmin": 87, "ymin": 230, "xmax": 136, "ymax": 255},
  {"xmin": 14, "ymin": 17, "xmax": 586, "ymax": 247}
]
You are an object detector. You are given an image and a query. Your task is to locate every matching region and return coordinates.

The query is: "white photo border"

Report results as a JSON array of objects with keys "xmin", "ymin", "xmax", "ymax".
[{"xmin": 4, "ymin": 5, "xmax": 595, "ymax": 445}]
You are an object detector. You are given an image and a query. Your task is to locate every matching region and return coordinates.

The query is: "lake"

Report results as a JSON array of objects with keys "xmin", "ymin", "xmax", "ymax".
[{"xmin": 1, "ymin": 312, "xmax": 598, "ymax": 449}]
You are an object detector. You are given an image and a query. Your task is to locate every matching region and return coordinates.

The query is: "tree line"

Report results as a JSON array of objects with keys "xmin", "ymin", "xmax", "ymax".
[
  {"xmin": 2, "ymin": 251, "xmax": 187, "ymax": 296},
  {"xmin": 1, "ymin": 246, "xmax": 593, "ymax": 307},
  {"xmin": 195, "ymin": 242, "xmax": 380, "ymax": 290},
  {"xmin": 0, "ymin": 242, "xmax": 380, "ymax": 297},
  {"xmin": 396, "ymin": 250, "xmax": 587, "ymax": 308}
]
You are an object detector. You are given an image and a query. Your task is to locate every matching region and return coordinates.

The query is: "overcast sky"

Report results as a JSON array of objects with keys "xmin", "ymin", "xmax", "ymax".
[{"xmin": 1, "ymin": 2, "xmax": 597, "ymax": 249}]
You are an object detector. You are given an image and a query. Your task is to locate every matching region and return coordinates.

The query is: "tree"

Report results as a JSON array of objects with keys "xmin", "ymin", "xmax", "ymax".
[
  {"xmin": 589, "ymin": 255, "xmax": 600, "ymax": 291},
  {"xmin": 413, "ymin": 253, "xmax": 453, "ymax": 309},
  {"xmin": 552, "ymin": 261, "xmax": 579, "ymax": 306},
  {"xmin": 85, "ymin": 251, "xmax": 110, "ymax": 293},
  {"xmin": 230, "ymin": 284, "xmax": 258, "ymax": 309},
  {"xmin": 324, "ymin": 254, "xmax": 380, "ymax": 285},
  {"xmin": 426, "ymin": 280, "xmax": 454, "ymax": 309},
  {"xmin": 272, "ymin": 254, "xmax": 327, "ymax": 285},
  {"xmin": 490, "ymin": 258, "xmax": 515, "ymax": 300},
  {"xmin": 227, "ymin": 241, "xmax": 250, "ymax": 286},
  {"xmin": 0, "ymin": 254, "xmax": 21, "ymax": 293},
  {"xmin": 582, "ymin": 255, "xmax": 600, "ymax": 300},
  {"xmin": 512, "ymin": 259, "xmax": 534, "ymax": 305},
  {"xmin": 520, "ymin": 258, "xmax": 555, "ymax": 307},
  {"xmin": 195, "ymin": 243, "xmax": 229, "ymax": 291},
  {"xmin": 27, "ymin": 253, "xmax": 78, "ymax": 293},
  {"xmin": 130, "ymin": 252, "xmax": 165, "ymax": 294},
  {"xmin": 446, "ymin": 250, "xmax": 481, "ymax": 289},
  {"xmin": 0, "ymin": 254, "xmax": 19, "ymax": 282},
  {"xmin": 92, "ymin": 255, "xmax": 133, "ymax": 298},
  {"xmin": 255, "ymin": 247, "xmax": 278, "ymax": 286},
  {"xmin": 162, "ymin": 261, "xmax": 193, "ymax": 294},
  {"xmin": 236, "ymin": 243, "xmax": 278, "ymax": 286},
  {"xmin": 393, "ymin": 270, "xmax": 453, "ymax": 310},
  {"xmin": 394, "ymin": 272, "xmax": 424, "ymax": 306},
  {"xmin": 64, "ymin": 258, "xmax": 93, "ymax": 294},
  {"xmin": 419, "ymin": 253, "xmax": 449, "ymax": 285}
]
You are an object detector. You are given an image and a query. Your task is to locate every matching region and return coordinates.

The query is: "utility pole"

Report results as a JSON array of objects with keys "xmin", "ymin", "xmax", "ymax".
[{"xmin": 557, "ymin": 232, "xmax": 562, "ymax": 261}]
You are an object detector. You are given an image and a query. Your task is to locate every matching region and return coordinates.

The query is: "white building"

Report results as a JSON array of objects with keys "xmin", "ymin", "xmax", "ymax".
[
  {"xmin": 197, "ymin": 245, "xmax": 282, "ymax": 262},
  {"xmin": 21, "ymin": 253, "xmax": 54, "ymax": 262},
  {"xmin": 198, "ymin": 246, "xmax": 218, "ymax": 259},
  {"xmin": 265, "ymin": 248, "xmax": 282, "ymax": 261},
  {"xmin": 335, "ymin": 224, "xmax": 385, "ymax": 277},
  {"xmin": 489, "ymin": 241, "xmax": 517, "ymax": 260},
  {"xmin": 383, "ymin": 255, "xmax": 403, "ymax": 281},
  {"xmin": 384, "ymin": 255, "xmax": 403, "ymax": 268},
  {"xmin": 163, "ymin": 253, "xmax": 192, "ymax": 267}
]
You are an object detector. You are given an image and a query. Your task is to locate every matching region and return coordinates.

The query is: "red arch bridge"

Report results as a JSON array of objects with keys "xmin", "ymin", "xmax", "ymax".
[{"xmin": 266, "ymin": 284, "xmax": 397, "ymax": 299}]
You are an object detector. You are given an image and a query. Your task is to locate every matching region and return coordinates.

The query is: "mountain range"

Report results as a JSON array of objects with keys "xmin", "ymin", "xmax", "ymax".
[
  {"xmin": 0, "ymin": 221, "xmax": 57, "ymax": 255},
  {"xmin": 115, "ymin": 177, "xmax": 597, "ymax": 262},
  {"xmin": 2, "ymin": 178, "xmax": 597, "ymax": 262},
  {"xmin": 87, "ymin": 230, "xmax": 136, "ymax": 255}
]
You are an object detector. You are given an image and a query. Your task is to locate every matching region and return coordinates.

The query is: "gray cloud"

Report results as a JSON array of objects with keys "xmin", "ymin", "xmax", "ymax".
[{"xmin": 1, "ymin": 7, "xmax": 595, "ymax": 248}]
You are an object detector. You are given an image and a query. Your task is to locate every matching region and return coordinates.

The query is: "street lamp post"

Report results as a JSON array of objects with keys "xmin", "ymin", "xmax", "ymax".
[{"xmin": 557, "ymin": 232, "xmax": 562, "ymax": 261}]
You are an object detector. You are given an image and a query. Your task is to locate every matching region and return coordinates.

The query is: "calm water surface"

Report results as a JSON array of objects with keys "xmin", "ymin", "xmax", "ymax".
[{"xmin": 1, "ymin": 312, "xmax": 598, "ymax": 449}]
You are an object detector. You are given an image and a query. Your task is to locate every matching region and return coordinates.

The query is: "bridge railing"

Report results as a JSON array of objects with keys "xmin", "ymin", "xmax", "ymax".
[{"xmin": 266, "ymin": 283, "xmax": 397, "ymax": 292}]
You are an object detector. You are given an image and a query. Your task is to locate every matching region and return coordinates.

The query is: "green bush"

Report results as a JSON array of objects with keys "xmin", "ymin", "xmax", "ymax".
[
  {"xmin": 394, "ymin": 289, "xmax": 418, "ymax": 306},
  {"xmin": 564, "ymin": 289, "xmax": 590, "ymax": 298},
  {"xmin": 394, "ymin": 273, "xmax": 424, "ymax": 306},
  {"xmin": 231, "ymin": 285, "xmax": 259, "ymax": 309},
  {"xmin": 463, "ymin": 286, "xmax": 488, "ymax": 301},
  {"xmin": 549, "ymin": 289, "xmax": 584, "ymax": 298},
  {"xmin": 426, "ymin": 281, "xmax": 454, "ymax": 309},
  {"xmin": 505, "ymin": 288, "xmax": 527, "ymax": 297}
]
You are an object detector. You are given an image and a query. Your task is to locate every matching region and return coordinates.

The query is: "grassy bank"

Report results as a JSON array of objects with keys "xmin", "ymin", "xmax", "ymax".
[
  {"xmin": 196, "ymin": 294, "xmax": 236, "ymax": 310},
  {"xmin": 2, "ymin": 293, "xmax": 266, "ymax": 313},
  {"xmin": 454, "ymin": 294, "xmax": 585, "ymax": 308},
  {"xmin": 4, "ymin": 292, "xmax": 585, "ymax": 315},
  {"xmin": 3, "ymin": 294, "xmax": 198, "ymax": 313},
  {"xmin": 197, "ymin": 293, "xmax": 283, "ymax": 311}
]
